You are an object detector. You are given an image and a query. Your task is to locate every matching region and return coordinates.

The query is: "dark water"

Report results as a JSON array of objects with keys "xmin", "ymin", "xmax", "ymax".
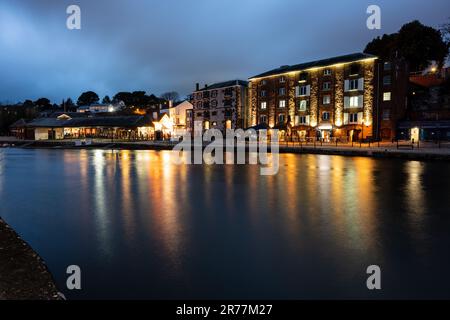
[{"xmin": 1, "ymin": 148, "xmax": 450, "ymax": 299}]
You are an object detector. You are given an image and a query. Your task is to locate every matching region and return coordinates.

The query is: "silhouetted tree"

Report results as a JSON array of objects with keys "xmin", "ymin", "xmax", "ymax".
[
  {"xmin": 77, "ymin": 91, "xmax": 99, "ymax": 106},
  {"xmin": 160, "ymin": 91, "xmax": 180, "ymax": 103},
  {"xmin": 365, "ymin": 20, "xmax": 449, "ymax": 71},
  {"xmin": 102, "ymin": 95, "xmax": 111, "ymax": 104}
]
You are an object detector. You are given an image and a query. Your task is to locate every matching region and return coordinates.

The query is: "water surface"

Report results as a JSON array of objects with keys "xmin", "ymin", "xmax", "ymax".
[{"xmin": 0, "ymin": 149, "xmax": 449, "ymax": 299}]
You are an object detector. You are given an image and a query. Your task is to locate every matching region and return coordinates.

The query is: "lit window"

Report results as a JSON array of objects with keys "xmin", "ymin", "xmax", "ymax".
[
  {"xmin": 323, "ymin": 95, "xmax": 331, "ymax": 105},
  {"xmin": 212, "ymin": 121, "xmax": 217, "ymax": 126},
  {"xmin": 299, "ymin": 100, "xmax": 308, "ymax": 111},
  {"xmin": 383, "ymin": 92, "xmax": 392, "ymax": 101},
  {"xmin": 260, "ymin": 102, "xmax": 267, "ymax": 110},
  {"xmin": 279, "ymin": 100, "xmax": 286, "ymax": 108},
  {"xmin": 350, "ymin": 96, "xmax": 359, "ymax": 107}
]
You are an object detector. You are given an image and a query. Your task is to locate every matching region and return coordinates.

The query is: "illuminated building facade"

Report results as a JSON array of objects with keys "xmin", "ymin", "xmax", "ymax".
[
  {"xmin": 248, "ymin": 53, "xmax": 407, "ymax": 141},
  {"xmin": 191, "ymin": 80, "xmax": 248, "ymax": 132}
]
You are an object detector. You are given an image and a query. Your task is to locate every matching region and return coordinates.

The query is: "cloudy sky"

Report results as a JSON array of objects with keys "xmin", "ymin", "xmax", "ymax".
[{"xmin": 0, "ymin": 0, "xmax": 448, "ymax": 103}]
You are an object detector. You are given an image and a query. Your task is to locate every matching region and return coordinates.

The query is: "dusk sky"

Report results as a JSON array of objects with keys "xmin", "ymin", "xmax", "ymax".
[{"xmin": 0, "ymin": 0, "xmax": 448, "ymax": 103}]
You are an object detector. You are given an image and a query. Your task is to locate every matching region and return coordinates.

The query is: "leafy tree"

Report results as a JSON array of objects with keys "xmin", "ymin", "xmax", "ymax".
[
  {"xmin": 365, "ymin": 20, "xmax": 449, "ymax": 71},
  {"xmin": 77, "ymin": 91, "xmax": 99, "ymax": 106},
  {"xmin": 102, "ymin": 95, "xmax": 111, "ymax": 104}
]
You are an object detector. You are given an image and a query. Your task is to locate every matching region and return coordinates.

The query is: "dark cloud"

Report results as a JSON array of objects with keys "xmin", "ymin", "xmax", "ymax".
[{"xmin": 0, "ymin": 0, "xmax": 448, "ymax": 103}]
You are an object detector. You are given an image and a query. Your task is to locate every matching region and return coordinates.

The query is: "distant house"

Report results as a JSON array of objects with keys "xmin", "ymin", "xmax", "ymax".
[
  {"xmin": 191, "ymin": 80, "xmax": 248, "ymax": 132},
  {"xmin": 159, "ymin": 100, "xmax": 193, "ymax": 138},
  {"xmin": 12, "ymin": 113, "xmax": 154, "ymax": 140}
]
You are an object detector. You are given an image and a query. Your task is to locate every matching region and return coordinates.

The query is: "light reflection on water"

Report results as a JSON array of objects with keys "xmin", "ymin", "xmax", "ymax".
[{"xmin": 1, "ymin": 149, "xmax": 450, "ymax": 299}]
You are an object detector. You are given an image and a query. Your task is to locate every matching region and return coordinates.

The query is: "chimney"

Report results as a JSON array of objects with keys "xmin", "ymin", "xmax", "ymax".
[
  {"xmin": 196, "ymin": 83, "xmax": 200, "ymax": 91},
  {"xmin": 204, "ymin": 84, "xmax": 208, "ymax": 89}
]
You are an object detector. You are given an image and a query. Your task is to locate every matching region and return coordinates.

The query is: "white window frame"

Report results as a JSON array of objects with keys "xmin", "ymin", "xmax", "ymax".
[
  {"xmin": 383, "ymin": 92, "xmax": 392, "ymax": 101},
  {"xmin": 323, "ymin": 95, "xmax": 331, "ymax": 105},
  {"xmin": 279, "ymin": 100, "xmax": 286, "ymax": 108},
  {"xmin": 299, "ymin": 100, "xmax": 307, "ymax": 112},
  {"xmin": 260, "ymin": 101, "xmax": 267, "ymax": 110}
]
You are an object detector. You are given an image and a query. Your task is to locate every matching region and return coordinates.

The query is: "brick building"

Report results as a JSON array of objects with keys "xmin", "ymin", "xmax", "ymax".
[
  {"xmin": 248, "ymin": 53, "xmax": 408, "ymax": 141},
  {"xmin": 191, "ymin": 80, "xmax": 248, "ymax": 132}
]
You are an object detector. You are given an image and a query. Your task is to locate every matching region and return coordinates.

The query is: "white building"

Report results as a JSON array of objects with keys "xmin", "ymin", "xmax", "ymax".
[{"xmin": 77, "ymin": 101, "xmax": 125, "ymax": 114}]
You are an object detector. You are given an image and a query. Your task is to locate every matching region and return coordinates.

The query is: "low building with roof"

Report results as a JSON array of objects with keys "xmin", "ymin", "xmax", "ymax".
[{"xmin": 11, "ymin": 114, "xmax": 154, "ymax": 140}]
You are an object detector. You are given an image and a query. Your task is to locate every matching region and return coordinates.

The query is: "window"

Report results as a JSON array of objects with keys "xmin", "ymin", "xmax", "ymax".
[
  {"xmin": 260, "ymin": 101, "xmax": 267, "ymax": 110},
  {"xmin": 349, "ymin": 113, "xmax": 358, "ymax": 124},
  {"xmin": 261, "ymin": 80, "xmax": 267, "ymax": 85},
  {"xmin": 224, "ymin": 88, "xmax": 233, "ymax": 96},
  {"xmin": 260, "ymin": 90, "xmax": 266, "ymax": 97},
  {"xmin": 279, "ymin": 100, "xmax": 286, "ymax": 108},
  {"xmin": 260, "ymin": 115, "xmax": 267, "ymax": 123},
  {"xmin": 196, "ymin": 93, "xmax": 202, "ymax": 99},
  {"xmin": 299, "ymin": 86, "xmax": 308, "ymax": 96},
  {"xmin": 196, "ymin": 101, "xmax": 202, "ymax": 108},
  {"xmin": 279, "ymin": 87, "xmax": 286, "ymax": 96},
  {"xmin": 383, "ymin": 75, "xmax": 391, "ymax": 86},
  {"xmin": 299, "ymin": 100, "xmax": 308, "ymax": 111},
  {"xmin": 350, "ymin": 64, "xmax": 360, "ymax": 75},
  {"xmin": 323, "ymin": 82, "xmax": 331, "ymax": 91},
  {"xmin": 278, "ymin": 114, "xmax": 285, "ymax": 124},
  {"xmin": 384, "ymin": 62, "xmax": 391, "ymax": 71},
  {"xmin": 382, "ymin": 109, "xmax": 390, "ymax": 120},
  {"xmin": 295, "ymin": 116, "xmax": 308, "ymax": 125},
  {"xmin": 203, "ymin": 91, "xmax": 210, "ymax": 98},
  {"xmin": 211, "ymin": 90, "xmax": 218, "ymax": 98},
  {"xmin": 324, "ymin": 69, "xmax": 332, "ymax": 76},
  {"xmin": 322, "ymin": 112, "xmax": 330, "ymax": 121},
  {"xmin": 299, "ymin": 116, "xmax": 307, "ymax": 124},
  {"xmin": 323, "ymin": 95, "xmax": 331, "ymax": 105},
  {"xmin": 211, "ymin": 100, "xmax": 218, "ymax": 107},
  {"xmin": 299, "ymin": 72, "xmax": 308, "ymax": 82},
  {"xmin": 212, "ymin": 121, "xmax": 217, "ymax": 126},
  {"xmin": 212, "ymin": 111, "xmax": 217, "ymax": 116},
  {"xmin": 383, "ymin": 92, "xmax": 392, "ymax": 101},
  {"xmin": 203, "ymin": 101, "xmax": 210, "ymax": 108},
  {"xmin": 279, "ymin": 76, "xmax": 286, "ymax": 83},
  {"xmin": 196, "ymin": 112, "xmax": 202, "ymax": 117},
  {"xmin": 349, "ymin": 79, "xmax": 359, "ymax": 90},
  {"xmin": 350, "ymin": 96, "xmax": 359, "ymax": 107}
]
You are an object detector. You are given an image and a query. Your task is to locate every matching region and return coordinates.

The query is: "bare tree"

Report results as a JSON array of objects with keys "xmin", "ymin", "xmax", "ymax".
[{"xmin": 160, "ymin": 91, "xmax": 180, "ymax": 103}]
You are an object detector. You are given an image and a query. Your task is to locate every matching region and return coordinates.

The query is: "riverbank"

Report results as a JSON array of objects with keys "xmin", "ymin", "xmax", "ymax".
[
  {"xmin": 0, "ymin": 218, "xmax": 60, "ymax": 300},
  {"xmin": 1, "ymin": 137, "xmax": 450, "ymax": 161}
]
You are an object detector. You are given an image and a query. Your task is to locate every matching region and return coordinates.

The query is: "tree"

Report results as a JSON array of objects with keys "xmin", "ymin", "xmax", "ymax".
[
  {"xmin": 77, "ymin": 91, "xmax": 99, "ymax": 106},
  {"xmin": 102, "ymin": 95, "xmax": 111, "ymax": 104},
  {"xmin": 365, "ymin": 20, "xmax": 449, "ymax": 71},
  {"xmin": 34, "ymin": 98, "xmax": 51, "ymax": 109},
  {"xmin": 160, "ymin": 91, "xmax": 180, "ymax": 103}
]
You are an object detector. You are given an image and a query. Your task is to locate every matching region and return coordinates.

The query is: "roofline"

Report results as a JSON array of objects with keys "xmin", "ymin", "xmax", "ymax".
[{"xmin": 248, "ymin": 54, "xmax": 378, "ymax": 81}]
